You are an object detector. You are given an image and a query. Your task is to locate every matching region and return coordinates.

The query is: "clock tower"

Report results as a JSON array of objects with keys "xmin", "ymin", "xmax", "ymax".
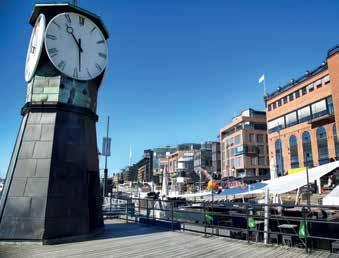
[{"xmin": 0, "ymin": 3, "xmax": 108, "ymax": 242}]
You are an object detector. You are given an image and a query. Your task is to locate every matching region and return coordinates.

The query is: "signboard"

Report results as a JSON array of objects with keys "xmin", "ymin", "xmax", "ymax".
[
  {"xmin": 102, "ymin": 137, "xmax": 111, "ymax": 156},
  {"xmin": 288, "ymin": 167, "xmax": 306, "ymax": 175}
]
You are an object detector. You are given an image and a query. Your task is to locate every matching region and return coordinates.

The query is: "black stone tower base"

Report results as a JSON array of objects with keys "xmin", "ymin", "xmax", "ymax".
[{"xmin": 0, "ymin": 104, "xmax": 103, "ymax": 241}]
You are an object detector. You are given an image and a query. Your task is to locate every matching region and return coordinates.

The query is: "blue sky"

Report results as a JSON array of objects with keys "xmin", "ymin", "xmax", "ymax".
[{"xmin": 0, "ymin": 0, "xmax": 339, "ymax": 178}]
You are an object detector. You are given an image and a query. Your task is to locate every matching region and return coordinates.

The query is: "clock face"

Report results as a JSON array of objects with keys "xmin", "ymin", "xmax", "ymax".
[
  {"xmin": 25, "ymin": 14, "xmax": 46, "ymax": 82},
  {"xmin": 45, "ymin": 12, "xmax": 108, "ymax": 81}
]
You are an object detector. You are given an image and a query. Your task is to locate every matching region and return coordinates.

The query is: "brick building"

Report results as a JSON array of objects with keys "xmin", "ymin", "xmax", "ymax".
[
  {"xmin": 135, "ymin": 149, "xmax": 153, "ymax": 182},
  {"xmin": 220, "ymin": 109, "xmax": 269, "ymax": 178},
  {"xmin": 212, "ymin": 141, "xmax": 221, "ymax": 175},
  {"xmin": 265, "ymin": 45, "xmax": 339, "ymax": 175}
]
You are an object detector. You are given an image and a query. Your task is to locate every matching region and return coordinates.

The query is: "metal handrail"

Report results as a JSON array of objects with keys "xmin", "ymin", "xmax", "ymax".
[{"xmin": 104, "ymin": 196, "xmax": 339, "ymax": 253}]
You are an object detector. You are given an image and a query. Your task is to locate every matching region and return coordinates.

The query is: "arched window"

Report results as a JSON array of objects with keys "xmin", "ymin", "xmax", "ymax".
[
  {"xmin": 302, "ymin": 131, "xmax": 313, "ymax": 168},
  {"xmin": 317, "ymin": 127, "xmax": 329, "ymax": 165},
  {"xmin": 275, "ymin": 139, "xmax": 284, "ymax": 176},
  {"xmin": 333, "ymin": 124, "xmax": 339, "ymax": 159},
  {"xmin": 289, "ymin": 135, "xmax": 299, "ymax": 168}
]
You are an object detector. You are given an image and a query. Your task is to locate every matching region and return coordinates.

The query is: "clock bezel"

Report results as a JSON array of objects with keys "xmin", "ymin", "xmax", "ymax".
[
  {"xmin": 25, "ymin": 13, "xmax": 46, "ymax": 82},
  {"xmin": 44, "ymin": 12, "xmax": 108, "ymax": 81}
]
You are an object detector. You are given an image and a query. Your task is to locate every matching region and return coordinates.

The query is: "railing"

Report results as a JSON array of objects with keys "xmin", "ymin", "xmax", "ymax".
[{"xmin": 103, "ymin": 194, "xmax": 339, "ymax": 253}]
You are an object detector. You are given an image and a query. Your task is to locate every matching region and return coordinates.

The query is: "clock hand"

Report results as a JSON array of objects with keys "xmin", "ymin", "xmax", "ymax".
[
  {"xmin": 79, "ymin": 38, "xmax": 82, "ymax": 72},
  {"xmin": 66, "ymin": 25, "xmax": 83, "ymax": 52}
]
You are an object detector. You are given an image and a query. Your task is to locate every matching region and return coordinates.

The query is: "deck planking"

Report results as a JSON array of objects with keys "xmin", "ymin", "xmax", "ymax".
[{"xmin": 0, "ymin": 219, "xmax": 332, "ymax": 258}]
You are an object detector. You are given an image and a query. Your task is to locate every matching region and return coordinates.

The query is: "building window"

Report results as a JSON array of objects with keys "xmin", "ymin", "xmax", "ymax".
[
  {"xmin": 254, "ymin": 123, "xmax": 267, "ymax": 130},
  {"xmin": 282, "ymin": 96, "xmax": 288, "ymax": 104},
  {"xmin": 277, "ymin": 99, "xmax": 282, "ymax": 107},
  {"xmin": 258, "ymin": 157, "xmax": 266, "ymax": 166},
  {"xmin": 295, "ymin": 90, "xmax": 300, "ymax": 98},
  {"xmin": 275, "ymin": 139, "xmax": 284, "ymax": 176},
  {"xmin": 316, "ymin": 79, "xmax": 322, "ymax": 89},
  {"xmin": 251, "ymin": 157, "xmax": 257, "ymax": 165},
  {"xmin": 327, "ymin": 96, "xmax": 334, "ymax": 115},
  {"xmin": 289, "ymin": 93, "xmax": 294, "ymax": 101},
  {"xmin": 249, "ymin": 134, "xmax": 255, "ymax": 142},
  {"xmin": 311, "ymin": 99, "xmax": 327, "ymax": 119},
  {"xmin": 234, "ymin": 135, "xmax": 241, "ymax": 144},
  {"xmin": 257, "ymin": 134, "xmax": 264, "ymax": 143},
  {"xmin": 297, "ymin": 106, "xmax": 311, "ymax": 123},
  {"xmin": 272, "ymin": 102, "xmax": 276, "ymax": 109},
  {"xmin": 301, "ymin": 87, "xmax": 307, "ymax": 95},
  {"xmin": 302, "ymin": 131, "xmax": 313, "ymax": 168},
  {"xmin": 235, "ymin": 156, "xmax": 243, "ymax": 168},
  {"xmin": 323, "ymin": 75, "xmax": 330, "ymax": 85},
  {"xmin": 308, "ymin": 83, "xmax": 314, "ymax": 92},
  {"xmin": 333, "ymin": 124, "xmax": 339, "ymax": 159},
  {"xmin": 268, "ymin": 116, "xmax": 285, "ymax": 133},
  {"xmin": 259, "ymin": 168, "xmax": 269, "ymax": 177},
  {"xmin": 289, "ymin": 135, "xmax": 299, "ymax": 168},
  {"xmin": 257, "ymin": 145, "xmax": 265, "ymax": 154},
  {"xmin": 317, "ymin": 127, "xmax": 329, "ymax": 165},
  {"xmin": 285, "ymin": 111, "xmax": 298, "ymax": 127},
  {"xmin": 268, "ymin": 104, "xmax": 272, "ymax": 111}
]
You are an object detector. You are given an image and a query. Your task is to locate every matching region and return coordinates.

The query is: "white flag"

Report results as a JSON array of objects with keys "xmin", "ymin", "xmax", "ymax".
[
  {"xmin": 129, "ymin": 146, "xmax": 132, "ymax": 166},
  {"xmin": 258, "ymin": 74, "xmax": 265, "ymax": 84}
]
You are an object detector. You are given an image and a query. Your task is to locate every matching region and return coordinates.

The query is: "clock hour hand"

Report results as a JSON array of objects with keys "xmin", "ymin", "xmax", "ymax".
[{"xmin": 66, "ymin": 25, "xmax": 83, "ymax": 52}]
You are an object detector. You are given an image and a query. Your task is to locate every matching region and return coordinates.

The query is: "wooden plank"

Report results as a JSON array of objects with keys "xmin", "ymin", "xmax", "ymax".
[{"xmin": 0, "ymin": 220, "xmax": 330, "ymax": 258}]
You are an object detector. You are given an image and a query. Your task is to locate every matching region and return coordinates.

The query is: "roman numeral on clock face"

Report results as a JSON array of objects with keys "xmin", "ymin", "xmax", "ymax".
[
  {"xmin": 95, "ymin": 63, "xmax": 102, "ymax": 71},
  {"xmin": 98, "ymin": 52, "xmax": 107, "ymax": 59},
  {"xmin": 46, "ymin": 34, "xmax": 57, "ymax": 40},
  {"xmin": 58, "ymin": 61, "xmax": 66, "ymax": 71},
  {"xmin": 73, "ymin": 68, "xmax": 78, "ymax": 79},
  {"xmin": 52, "ymin": 21, "xmax": 61, "ymax": 29},
  {"xmin": 79, "ymin": 16, "xmax": 85, "ymax": 26},
  {"xmin": 90, "ymin": 26, "xmax": 96, "ymax": 33},
  {"xmin": 48, "ymin": 48, "xmax": 58, "ymax": 58},
  {"xmin": 86, "ymin": 68, "xmax": 92, "ymax": 78},
  {"xmin": 65, "ymin": 14, "xmax": 71, "ymax": 24}
]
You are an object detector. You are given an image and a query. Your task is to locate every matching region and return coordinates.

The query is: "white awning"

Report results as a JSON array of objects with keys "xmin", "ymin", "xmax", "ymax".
[
  {"xmin": 323, "ymin": 185, "xmax": 339, "ymax": 206},
  {"xmin": 262, "ymin": 161, "xmax": 339, "ymax": 194}
]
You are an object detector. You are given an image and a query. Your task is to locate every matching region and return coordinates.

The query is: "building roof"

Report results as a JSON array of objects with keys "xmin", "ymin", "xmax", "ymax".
[
  {"xmin": 220, "ymin": 108, "xmax": 266, "ymax": 133},
  {"xmin": 29, "ymin": 3, "xmax": 109, "ymax": 39},
  {"xmin": 265, "ymin": 45, "xmax": 339, "ymax": 101}
]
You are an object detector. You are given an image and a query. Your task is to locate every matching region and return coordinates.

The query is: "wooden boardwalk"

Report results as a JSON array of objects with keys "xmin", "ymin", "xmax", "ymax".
[{"xmin": 0, "ymin": 220, "xmax": 333, "ymax": 258}]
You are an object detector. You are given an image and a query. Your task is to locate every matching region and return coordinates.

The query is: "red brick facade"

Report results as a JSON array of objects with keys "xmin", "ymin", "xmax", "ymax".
[{"xmin": 265, "ymin": 46, "xmax": 339, "ymax": 175}]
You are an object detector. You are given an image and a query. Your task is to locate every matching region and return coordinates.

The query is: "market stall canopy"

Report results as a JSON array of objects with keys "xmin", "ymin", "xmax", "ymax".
[
  {"xmin": 262, "ymin": 161, "xmax": 339, "ymax": 195},
  {"xmin": 322, "ymin": 185, "xmax": 339, "ymax": 206}
]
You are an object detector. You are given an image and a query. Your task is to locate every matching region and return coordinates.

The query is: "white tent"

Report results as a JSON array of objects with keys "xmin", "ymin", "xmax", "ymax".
[
  {"xmin": 168, "ymin": 162, "xmax": 339, "ymax": 199},
  {"xmin": 234, "ymin": 161, "xmax": 339, "ymax": 197},
  {"xmin": 323, "ymin": 185, "xmax": 339, "ymax": 205},
  {"xmin": 262, "ymin": 161, "xmax": 339, "ymax": 195}
]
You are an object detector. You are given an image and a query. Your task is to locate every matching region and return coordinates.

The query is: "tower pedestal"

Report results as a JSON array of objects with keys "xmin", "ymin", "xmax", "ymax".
[
  {"xmin": 0, "ymin": 104, "xmax": 103, "ymax": 241},
  {"xmin": 0, "ymin": 3, "xmax": 108, "ymax": 242}
]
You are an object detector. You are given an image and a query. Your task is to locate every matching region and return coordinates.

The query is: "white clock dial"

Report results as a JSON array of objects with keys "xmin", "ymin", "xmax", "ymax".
[
  {"xmin": 45, "ymin": 12, "xmax": 108, "ymax": 81},
  {"xmin": 25, "ymin": 14, "xmax": 46, "ymax": 82}
]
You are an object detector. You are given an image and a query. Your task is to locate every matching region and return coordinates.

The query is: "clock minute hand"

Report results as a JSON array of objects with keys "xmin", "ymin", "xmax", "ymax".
[
  {"xmin": 66, "ymin": 25, "xmax": 83, "ymax": 52},
  {"xmin": 79, "ymin": 38, "xmax": 82, "ymax": 72}
]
